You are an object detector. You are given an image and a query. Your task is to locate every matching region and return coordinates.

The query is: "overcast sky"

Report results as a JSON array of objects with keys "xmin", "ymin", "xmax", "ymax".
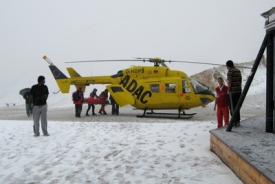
[{"xmin": 0, "ymin": 1, "xmax": 273, "ymax": 105}]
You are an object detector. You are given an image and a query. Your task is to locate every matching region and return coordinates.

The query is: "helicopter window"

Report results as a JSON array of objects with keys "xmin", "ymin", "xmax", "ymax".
[
  {"xmin": 190, "ymin": 79, "xmax": 209, "ymax": 94},
  {"xmin": 165, "ymin": 83, "xmax": 176, "ymax": 93},
  {"xmin": 150, "ymin": 84, "xmax": 159, "ymax": 93},
  {"xmin": 182, "ymin": 80, "xmax": 191, "ymax": 93},
  {"xmin": 111, "ymin": 70, "xmax": 123, "ymax": 78},
  {"xmin": 110, "ymin": 86, "xmax": 124, "ymax": 92}
]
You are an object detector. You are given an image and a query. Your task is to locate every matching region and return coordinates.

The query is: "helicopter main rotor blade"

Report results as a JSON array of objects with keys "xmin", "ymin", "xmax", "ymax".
[
  {"xmin": 168, "ymin": 60, "xmax": 252, "ymax": 69},
  {"xmin": 168, "ymin": 60, "xmax": 223, "ymax": 66},
  {"xmin": 66, "ymin": 59, "xmax": 144, "ymax": 63},
  {"xmin": 65, "ymin": 58, "xmax": 252, "ymax": 69}
]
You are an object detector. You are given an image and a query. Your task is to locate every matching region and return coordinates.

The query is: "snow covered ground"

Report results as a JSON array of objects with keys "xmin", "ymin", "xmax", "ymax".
[
  {"xmin": 0, "ymin": 107, "xmax": 243, "ymax": 184},
  {"xmin": 0, "ymin": 62, "xmax": 267, "ymax": 183},
  {"xmin": 0, "ymin": 97, "xmax": 266, "ymax": 184}
]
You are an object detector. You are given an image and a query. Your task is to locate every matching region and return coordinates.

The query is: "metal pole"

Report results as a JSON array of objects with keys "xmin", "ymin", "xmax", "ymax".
[
  {"xmin": 266, "ymin": 32, "xmax": 274, "ymax": 133},
  {"xmin": 226, "ymin": 34, "xmax": 268, "ymax": 132}
]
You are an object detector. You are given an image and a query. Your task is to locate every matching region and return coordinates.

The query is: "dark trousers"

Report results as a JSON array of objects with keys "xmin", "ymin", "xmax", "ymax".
[
  {"xmin": 111, "ymin": 100, "xmax": 119, "ymax": 115},
  {"xmin": 86, "ymin": 104, "xmax": 95, "ymax": 114},
  {"xmin": 75, "ymin": 104, "xmax": 82, "ymax": 117},
  {"xmin": 229, "ymin": 92, "xmax": 241, "ymax": 123}
]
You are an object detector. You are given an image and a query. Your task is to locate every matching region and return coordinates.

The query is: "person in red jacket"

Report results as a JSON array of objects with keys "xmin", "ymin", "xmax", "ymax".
[
  {"xmin": 98, "ymin": 89, "xmax": 108, "ymax": 114},
  {"xmin": 72, "ymin": 87, "xmax": 84, "ymax": 118},
  {"xmin": 214, "ymin": 77, "xmax": 229, "ymax": 128}
]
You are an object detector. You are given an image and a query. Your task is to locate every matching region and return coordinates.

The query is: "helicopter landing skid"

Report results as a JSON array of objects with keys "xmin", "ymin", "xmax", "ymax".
[
  {"xmin": 146, "ymin": 112, "xmax": 197, "ymax": 116},
  {"xmin": 136, "ymin": 109, "xmax": 194, "ymax": 119},
  {"xmin": 136, "ymin": 114, "xmax": 193, "ymax": 119}
]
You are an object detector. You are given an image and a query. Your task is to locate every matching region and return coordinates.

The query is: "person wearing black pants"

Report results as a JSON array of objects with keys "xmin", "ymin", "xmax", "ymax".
[
  {"xmin": 86, "ymin": 88, "xmax": 99, "ymax": 116},
  {"xmin": 86, "ymin": 104, "xmax": 96, "ymax": 116},
  {"xmin": 226, "ymin": 60, "xmax": 242, "ymax": 127},
  {"xmin": 73, "ymin": 88, "xmax": 84, "ymax": 118},
  {"xmin": 109, "ymin": 95, "xmax": 119, "ymax": 115}
]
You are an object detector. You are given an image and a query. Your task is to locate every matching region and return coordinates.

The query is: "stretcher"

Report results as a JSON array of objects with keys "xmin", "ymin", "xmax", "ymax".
[{"xmin": 84, "ymin": 97, "xmax": 109, "ymax": 105}]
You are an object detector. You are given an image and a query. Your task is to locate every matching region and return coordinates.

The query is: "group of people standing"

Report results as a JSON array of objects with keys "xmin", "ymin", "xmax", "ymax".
[
  {"xmin": 23, "ymin": 75, "xmax": 119, "ymax": 137},
  {"xmin": 214, "ymin": 60, "xmax": 242, "ymax": 128},
  {"xmin": 23, "ymin": 60, "xmax": 242, "ymax": 137},
  {"xmin": 72, "ymin": 88, "xmax": 119, "ymax": 118}
]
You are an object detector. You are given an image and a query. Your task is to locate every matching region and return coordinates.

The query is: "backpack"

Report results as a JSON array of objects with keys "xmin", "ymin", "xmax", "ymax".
[{"xmin": 73, "ymin": 91, "xmax": 79, "ymax": 102}]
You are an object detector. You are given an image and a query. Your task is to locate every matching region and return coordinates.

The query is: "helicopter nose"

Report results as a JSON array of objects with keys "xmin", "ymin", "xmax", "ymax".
[
  {"xmin": 200, "ymin": 97, "xmax": 214, "ymax": 105},
  {"xmin": 200, "ymin": 90, "xmax": 215, "ymax": 105}
]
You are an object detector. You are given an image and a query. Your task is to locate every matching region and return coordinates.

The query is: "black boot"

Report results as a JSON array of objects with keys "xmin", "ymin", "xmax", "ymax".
[{"xmin": 76, "ymin": 113, "xmax": 81, "ymax": 118}]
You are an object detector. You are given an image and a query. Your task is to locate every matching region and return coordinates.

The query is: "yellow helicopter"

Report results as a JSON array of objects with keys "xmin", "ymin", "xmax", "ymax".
[{"xmin": 43, "ymin": 56, "xmax": 215, "ymax": 119}]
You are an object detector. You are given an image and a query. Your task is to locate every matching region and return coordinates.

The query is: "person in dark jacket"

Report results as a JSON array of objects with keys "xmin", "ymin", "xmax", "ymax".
[
  {"xmin": 29, "ymin": 76, "xmax": 49, "ymax": 137},
  {"xmin": 72, "ymin": 87, "xmax": 84, "ymax": 118},
  {"xmin": 109, "ymin": 95, "xmax": 119, "ymax": 115},
  {"xmin": 86, "ymin": 88, "xmax": 99, "ymax": 116},
  {"xmin": 23, "ymin": 91, "xmax": 33, "ymax": 117}
]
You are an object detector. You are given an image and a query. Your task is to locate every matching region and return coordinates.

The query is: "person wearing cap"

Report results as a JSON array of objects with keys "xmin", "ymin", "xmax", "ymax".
[
  {"xmin": 86, "ymin": 88, "xmax": 99, "ymax": 116},
  {"xmin": 73, "ymin": 87, "xmax": 84, "ymax": 117},
  {"xmin": 29, "ymin": 76, "xmax": 50, "ymax": 137},
  {"xmin": 226, "ymin": 60, "xmax": 242, "ymax": 127}
]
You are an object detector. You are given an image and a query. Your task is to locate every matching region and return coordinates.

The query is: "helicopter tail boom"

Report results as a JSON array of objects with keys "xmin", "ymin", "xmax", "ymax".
[{"xmin": 45, "ymin": 56, "xmax": 116, "ymax": 93}]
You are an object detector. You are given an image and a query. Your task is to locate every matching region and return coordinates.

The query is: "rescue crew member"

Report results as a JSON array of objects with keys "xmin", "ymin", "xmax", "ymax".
[
  {"xmin": 214, "ymin": 77, "xmax": 229, "ymax": 128},
  {"xmin": 73, "ymin": 87, "xmax": 84, "ymax": 118},
  {"xmin": 86, "ymin": 88, "xmax": 99, "ymax": 116},
  {"xmin": 98, "ymin": 89, "xmax": 108, "ymax": 115}
]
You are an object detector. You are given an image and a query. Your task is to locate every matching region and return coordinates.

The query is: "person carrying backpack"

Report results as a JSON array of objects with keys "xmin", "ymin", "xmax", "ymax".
[{"xmin": 72, "ymin": 87, "xmax": 84, "ymax": 117}]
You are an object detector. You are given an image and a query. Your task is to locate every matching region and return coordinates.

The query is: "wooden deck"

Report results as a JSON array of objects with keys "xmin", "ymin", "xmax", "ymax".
[{"xmin": 210, "ymin": 116, "xmax": 274, "ymax": 184}]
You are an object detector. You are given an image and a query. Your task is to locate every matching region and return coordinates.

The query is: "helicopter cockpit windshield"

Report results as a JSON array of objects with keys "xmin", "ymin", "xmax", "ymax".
[
  {"xmin": 111, "ymin": 70, "xmax": 123, "ymax": 78},
  {"xmin": 190, "ymin": 79, "xmax": 214, "ymax": 96}
]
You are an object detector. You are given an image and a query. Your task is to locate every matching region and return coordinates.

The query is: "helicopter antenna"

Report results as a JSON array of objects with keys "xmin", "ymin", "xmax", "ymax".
[{"xmin": 53, "ymin": 90, "xmax": 60, "ymax": 94}]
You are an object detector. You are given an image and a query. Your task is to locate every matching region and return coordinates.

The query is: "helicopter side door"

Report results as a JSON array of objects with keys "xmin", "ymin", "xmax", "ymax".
[
  {"xmin": 179, "ymin": 79, "xmax": 193, "ymax": 109},
  {"xmin": 106, "ymin": 85, "xmax": 135, "ymax": 107},
  {"xmin": 143, "ymin": 83, "xmax": 162, "ymax": 108},
  {"xmin": 161, "ymin": 80, "xmax": 180, "ymax": 108}
]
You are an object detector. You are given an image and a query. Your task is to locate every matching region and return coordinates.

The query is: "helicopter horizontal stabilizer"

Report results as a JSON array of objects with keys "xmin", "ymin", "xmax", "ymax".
[
  {"xmin": 65, "ymin": 67, "xmax": 88, "ymax": 91},
  {"xmin": 66, "ymin": 67, "xmax": 82, "ymax": 77}
]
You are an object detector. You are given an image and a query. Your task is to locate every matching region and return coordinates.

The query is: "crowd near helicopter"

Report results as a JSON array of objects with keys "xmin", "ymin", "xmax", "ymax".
[{"xmin": 43, "ymin": 55, "xmax": 216, "ymax": 119}]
